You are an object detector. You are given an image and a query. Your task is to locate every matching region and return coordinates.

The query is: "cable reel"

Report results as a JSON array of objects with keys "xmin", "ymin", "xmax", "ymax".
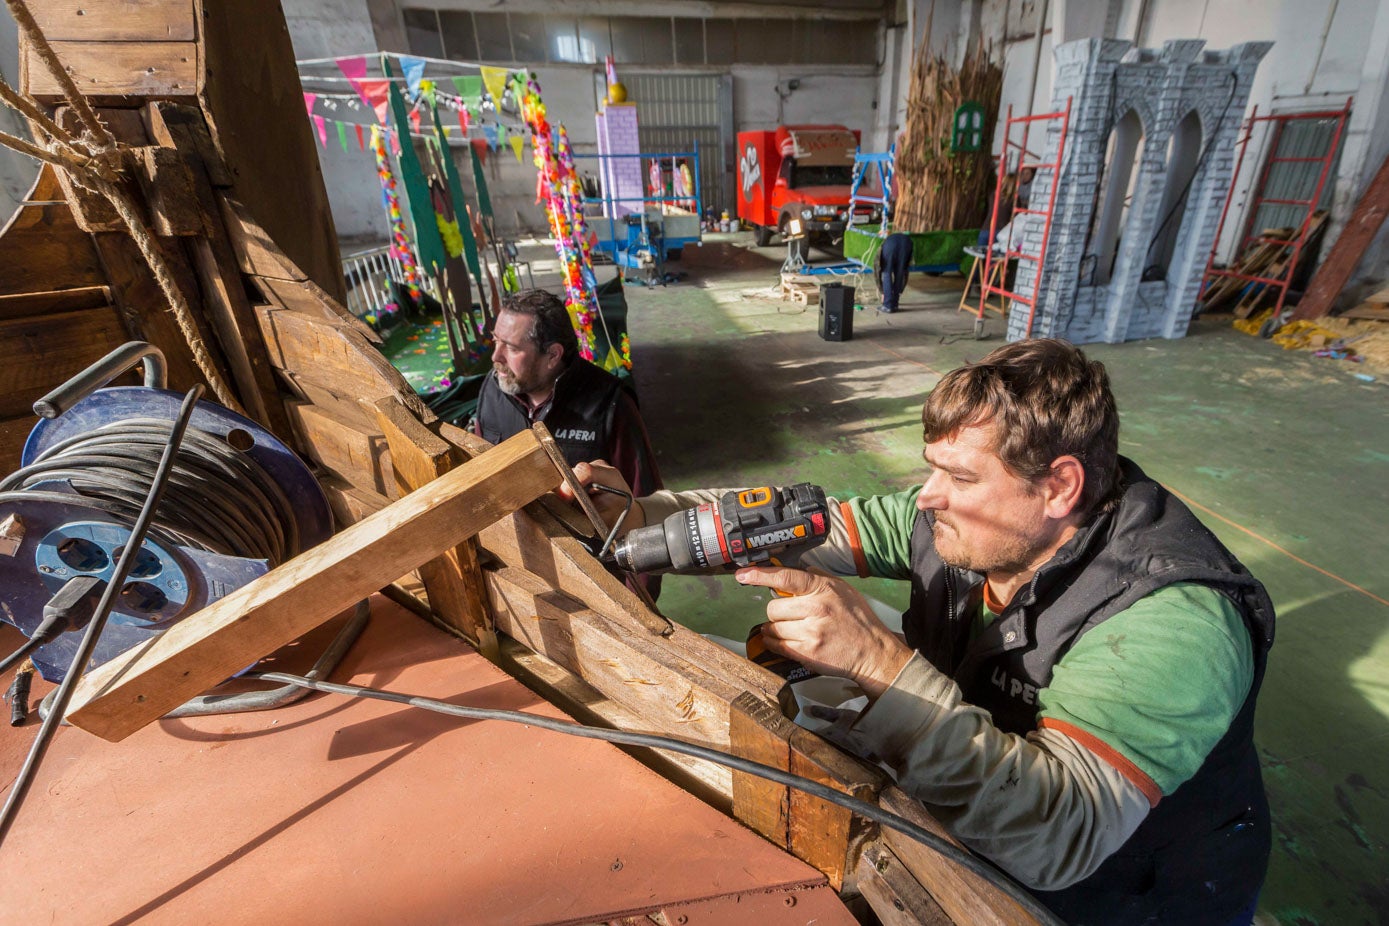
[{"xmin": 0, "ymin": 342, "xmax": 332, "ymax": 682}]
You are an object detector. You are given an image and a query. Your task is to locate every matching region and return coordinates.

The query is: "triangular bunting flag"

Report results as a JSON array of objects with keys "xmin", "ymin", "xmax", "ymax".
[
  {"xmin": 400, "ymin": 56, "xmax": 427, "ymax": 101},
  {"xmin": 497, "ymin": 124, "xmax": 508, "ymax": 147},
  {"xmin": 509, "ymin": 134, "xmax": 525, "ymax": 163},
  {"xmin": 452, "ymin": 75, "xmax": 482, "ymax": 103},
  {"xmin": 312, "ymin": 114, "xmax": 327, "ymax": 147},
  {"xmin": 335, "ymin": 55, "xmax": 368, "ymax": 108},
  {"xmin": 456, "ymin": 107, "xmax": 469, "ymax": 135},
  {"xmin": 409, "ymin": 109, "xmax": 422, "ymax": 134},
  {"xmin": 470, "ymin": 137, "xmax": 489, "ymax": 166},
  {"xmin": 390, "ymin": 130, "xmax": 400, "ymax": 156},
  {"xmin": 358, "ymin": 79, "xmax": 392, "ymax": 124},
  {"xmin": 355, "ymin": 123, "xmax": 366, "ymax": 151},
  {"xmin": 302, "ymin": 92, "xmax": 317, "ymax": 117},
  {"xmin": 480, "ymin": 66, "xmax": 509, "ymax": 105},
  {"xmin": 482, "ymin": 124, "xmax": 499, "ymax": 151},
  {"xmin": 336, "ymin": 120, "xmax": 350, "ymax": 151}
]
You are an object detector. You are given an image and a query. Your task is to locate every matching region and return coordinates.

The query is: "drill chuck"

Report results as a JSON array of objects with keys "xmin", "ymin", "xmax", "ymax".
[{"xmin": 610, "ymin": 483, "xmax": 829, "ymax": 574}]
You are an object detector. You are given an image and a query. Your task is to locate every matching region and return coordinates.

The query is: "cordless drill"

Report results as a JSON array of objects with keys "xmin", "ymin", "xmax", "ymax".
[{"xmin": 609, "ymin": 483, "xmax": 830, "ymax": 573}]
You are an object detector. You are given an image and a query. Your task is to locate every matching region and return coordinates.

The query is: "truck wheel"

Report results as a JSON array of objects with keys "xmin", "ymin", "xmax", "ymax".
[{"xmin": 754, "ymin": 225, "xmax": 772, "ymax": 247}]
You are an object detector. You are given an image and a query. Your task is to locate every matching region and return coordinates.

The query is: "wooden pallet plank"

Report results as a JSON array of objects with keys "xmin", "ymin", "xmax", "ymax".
[
  {"xmin": 878, "ymin": 787, "xmax": 1041, "ymax": 926},
  {"xmin": 25, "ymin": 41, "xmax": 199, "ymax": 100},
  {"xmin": 0, "ymin": 167, "xmax": 107, "ymax": 294},
  {"xmin": 255, "ymin": 305, "xmax": 414, "ymax": 406},
  {"xmin": 487, "ymin": 566, "xmax": 754, "ymax": 758},
  {"xmin": 788, "ymin": 723, "xmax": 887, "ymax": 891},
  {"xmin": 28, "ymin": 1, "xmax": 197, "ymax": 42},
  {"xmin": 0, "ymin": 286, "xmax": 110, "ymax": 321},
  {"xmin": 0, "ymin": 306, "xmax": 127, "ymax": 419},
  {"xmin": 65, "ymin": 429, "xmax": 562, "ymax": 742},
  {"xmin": 730, "ymin": 691, "xmax": 795, "ymax": 848},
  {"xmin": 285, "ymin": 400, "xmax": 392, "ymax": 497},
  {"xmin": 857, "ymin": 842, "xmax": 954, "ymax": 926}
]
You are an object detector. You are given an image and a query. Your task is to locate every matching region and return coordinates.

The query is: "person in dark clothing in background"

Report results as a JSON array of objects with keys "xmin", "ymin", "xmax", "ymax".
[
  {"xmin": 876, "ymin": 232, "xmax": 914, "ymax": 313},
  {"xmin": 472, "ymin": 289, "xmax": 661, "ymax": 500}
]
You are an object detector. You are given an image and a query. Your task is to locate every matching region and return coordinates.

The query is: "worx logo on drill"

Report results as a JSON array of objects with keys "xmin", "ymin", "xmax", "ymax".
[{"xmin": 746, "ymin": 525, "xmax": 807, "ymax": 549}]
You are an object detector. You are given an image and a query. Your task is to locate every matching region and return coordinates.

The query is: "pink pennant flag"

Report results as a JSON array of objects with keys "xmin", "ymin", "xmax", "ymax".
[
  {"xmin": 409, "ymin": 109, "xmax": 422, "ymax": 135},
  {"xmin": 358, "ymin": 79, "xmax": 392, "ymax": 124},
  {"xmin": 390, "ymin": 130, "xmax": 401, "ymax": 156},
  {"xmin": 335, "ymin": 55, "xmax": 369, "ymax": 108},
  {"xmin": 302, "ymin": 92, "xmax": 317, "ymax": 117},
  {"xmin": 312, "ymin": 114, "xmax": 327, "ymax": 147},
  {"xmin": 355, "ymin": 123, "xmax": 365, "ymax": 151}
]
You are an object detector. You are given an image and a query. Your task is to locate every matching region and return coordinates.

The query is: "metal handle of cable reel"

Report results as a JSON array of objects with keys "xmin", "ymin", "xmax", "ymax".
[{"xmin": 32, "ymin": 340, "xmax": 168, "ymax": 420}]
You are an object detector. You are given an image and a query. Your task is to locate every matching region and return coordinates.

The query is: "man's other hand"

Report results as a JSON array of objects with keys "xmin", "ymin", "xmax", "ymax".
[
  {"xmin": 561, "ymin": 460, "xmax": 646, "ymax": 536},
  {"xmin": 737, "ymin": 566, "xmax": 912, "ymax": 699}
]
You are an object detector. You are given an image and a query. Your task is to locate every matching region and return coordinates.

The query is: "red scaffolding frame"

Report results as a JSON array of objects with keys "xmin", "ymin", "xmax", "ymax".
[
  {"xmin": 972, "ymin": 98, "xmax": 1072, "ymax": 337},
  {"xmin": 1199, "ymin": 98, "xmax": 1352, "ymax": 319}
]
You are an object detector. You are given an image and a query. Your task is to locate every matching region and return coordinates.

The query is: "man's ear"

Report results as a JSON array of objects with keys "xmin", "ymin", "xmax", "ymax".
[
  {"xmin": 1043, "ymin": 455, "xmax": 1086, "ymax": 520},
  {"xmin": 542, "ymin": 341, "xmax": 565, "ymax": 367}
]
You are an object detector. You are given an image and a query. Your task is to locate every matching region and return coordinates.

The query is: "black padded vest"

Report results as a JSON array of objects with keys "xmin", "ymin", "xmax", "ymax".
[
  {"xmin": 475, "ymin": 358, "xmax": 624, "ymax": 468},
  {"xmin": 904, "ymin": 458, "xmax": 1274, "ymax": 925}
]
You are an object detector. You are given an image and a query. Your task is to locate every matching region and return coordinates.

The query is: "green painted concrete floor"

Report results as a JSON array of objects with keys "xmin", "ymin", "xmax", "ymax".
[{"xmin": 607, "ymin": 235, "xmax": 1388, "ymax": 926}]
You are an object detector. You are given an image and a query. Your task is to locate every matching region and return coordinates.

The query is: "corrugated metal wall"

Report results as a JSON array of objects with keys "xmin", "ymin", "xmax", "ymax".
[
  {"xmin": 611, "ymin": 74, "xmax": 731, "ymax": 213},
  {"xmin": 1246, "ymin": 115, "xmax": 1344, "ymax": 237}
]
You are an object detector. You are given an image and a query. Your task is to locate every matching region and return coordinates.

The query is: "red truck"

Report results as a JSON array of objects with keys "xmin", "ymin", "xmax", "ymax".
[{"xmin": 736, "ymin": 125, "xmax": 873, "ymax": 255}]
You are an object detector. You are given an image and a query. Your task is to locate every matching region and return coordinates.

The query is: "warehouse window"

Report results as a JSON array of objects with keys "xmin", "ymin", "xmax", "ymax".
[{"xmin": 402, "ymin": 9, "xmax": 877, "ymax": 68}]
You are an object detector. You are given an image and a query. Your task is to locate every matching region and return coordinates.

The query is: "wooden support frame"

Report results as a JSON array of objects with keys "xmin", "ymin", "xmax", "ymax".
[
  {"xmin": 373, "ymin": 396, "xmax": 492, "ymax": 644},
  {"xmin": 65, "ymin": 430, "xmax": 561, "ymax": 741}
]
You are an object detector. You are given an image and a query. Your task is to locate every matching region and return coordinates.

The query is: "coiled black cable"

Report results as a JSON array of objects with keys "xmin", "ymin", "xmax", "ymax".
[{"xmin": 0, "ymin": 418, "xmax": 298, "ymax": 565}]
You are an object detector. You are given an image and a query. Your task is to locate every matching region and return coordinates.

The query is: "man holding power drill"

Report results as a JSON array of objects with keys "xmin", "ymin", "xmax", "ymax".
[{"xmin": 569, "ymin": 339, "xmax": 1274, "ymax": 926}]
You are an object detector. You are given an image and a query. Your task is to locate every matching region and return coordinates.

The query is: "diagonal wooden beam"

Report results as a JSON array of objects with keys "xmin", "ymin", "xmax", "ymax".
[{"xmin": 65, "ymin": 430, "xmax": 561, "ymax": 742}]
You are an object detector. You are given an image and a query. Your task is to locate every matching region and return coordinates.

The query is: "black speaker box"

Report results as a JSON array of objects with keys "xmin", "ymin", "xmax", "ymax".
[{"xmin": 819, "ymin": 283, "xmax": 854, "ymax": 342}]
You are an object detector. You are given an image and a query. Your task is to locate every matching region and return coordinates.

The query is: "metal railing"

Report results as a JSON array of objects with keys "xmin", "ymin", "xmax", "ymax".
[{"xmin": 341, "ymin": 245, "xmax": 441, "ymax": 321}]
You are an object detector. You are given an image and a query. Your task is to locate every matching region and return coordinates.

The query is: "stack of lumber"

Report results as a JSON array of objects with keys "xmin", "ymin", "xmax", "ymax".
[
  {"xmin": 893, "ymin": 32, "xmax": 1003, "ymax": 234},
  {"xmin": 1199, "ymin": 212, "xmax": 1327, "ymax": 317},
  {"xmin": 1339, "ymin": 283, "xmax": 1389, "ymax": 320}
]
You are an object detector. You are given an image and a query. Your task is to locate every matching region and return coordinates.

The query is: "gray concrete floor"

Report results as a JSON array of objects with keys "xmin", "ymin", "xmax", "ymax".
[{"xmin": 615, "ymin": 233, "xmax": 1388, "ymax": 926}]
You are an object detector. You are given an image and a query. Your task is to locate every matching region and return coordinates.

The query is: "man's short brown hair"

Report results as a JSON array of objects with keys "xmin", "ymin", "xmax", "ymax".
[
  {"xmin": 500, "ymin": 289, "xmax": 579, "ymax": 364},
  {"xmin": 922, "ymin": 339, "xmax": 1121, "ymax": 514}
]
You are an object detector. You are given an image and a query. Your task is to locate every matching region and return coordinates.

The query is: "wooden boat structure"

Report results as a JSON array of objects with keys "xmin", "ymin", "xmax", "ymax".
[{"xmin": 0, "ymin": 3, "xmax": 1041, "ymax": 923}]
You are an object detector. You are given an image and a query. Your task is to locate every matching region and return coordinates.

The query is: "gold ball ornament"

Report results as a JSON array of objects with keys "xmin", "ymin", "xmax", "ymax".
[{"xmin": 607, "ymin": 82, "xmax": 628, "ymax": 105}]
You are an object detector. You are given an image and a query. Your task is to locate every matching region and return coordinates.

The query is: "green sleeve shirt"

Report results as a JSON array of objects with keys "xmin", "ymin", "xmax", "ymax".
[{"xmin": 845, "ymin": 489, "xmax": 1254, "ymax": 796}]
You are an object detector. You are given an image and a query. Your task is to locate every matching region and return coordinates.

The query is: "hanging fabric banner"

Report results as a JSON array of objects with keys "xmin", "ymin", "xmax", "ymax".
[
  {"xmin": 469, "ymin": 143, "xmax": 493, "ymax": 217},
  {"xmin": 456, "ymin": 107, "xmax": 469, "ymax": 136},
  {"xmin": 480, "ymin": 66, "xmax": 509, "ymax": 105},
  {"xmin": 428, "ymin": 92, "xmax": 482, "ymax": 282},
  {"xmin": 302, "ymin": 92, "xmax": 317, "ymax": 118},
  {"xmin": 336, "ymin": 55, "xmax": 368, "ymax": 108},
  {"xmin": 509, "ymin": 134, "xmax": 525, "ymax": 163},
  {"xmin": 399, "ymin": 55, "xmax": 428, "ymax": 101},
  {"xmin": 312, "ymin": 114, "xmax": 328, "ymax": 147},
  {"xmin": 336, "ymin": 120, "xmax": 350, "ymax": 151},
  {"xmin": 481, "ymin": 124, "xmax": 499, "ymax": 151},
  {"xmin": 384, "ymin": 57, "xmax": 447, "ymax": 275},
  {"xmin": 409, "ymin": 109, "xmax": 422, "ymax": 135},
  {"xmin": 355, "ymin": 123, "xmax": 366, "ymax": 151},
  {"xmin": 497, "ymin": 124, "xmax": 509, "ymax": 148}
]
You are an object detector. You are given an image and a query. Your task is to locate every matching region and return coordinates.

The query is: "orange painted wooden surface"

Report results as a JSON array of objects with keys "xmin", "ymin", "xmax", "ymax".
[{"xmin": 0, "ymin": 598, "xmax": 855, "ymax": 925}]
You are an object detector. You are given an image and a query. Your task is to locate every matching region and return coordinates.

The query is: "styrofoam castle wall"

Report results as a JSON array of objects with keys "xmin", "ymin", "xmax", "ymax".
[
  {"xmin": 1007, "ymin": 38, "xmax": 1271, "ymax": 344},
  {"xmin": 595, "ymin": 103, "xmax": 645, "ymax": 219}
]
